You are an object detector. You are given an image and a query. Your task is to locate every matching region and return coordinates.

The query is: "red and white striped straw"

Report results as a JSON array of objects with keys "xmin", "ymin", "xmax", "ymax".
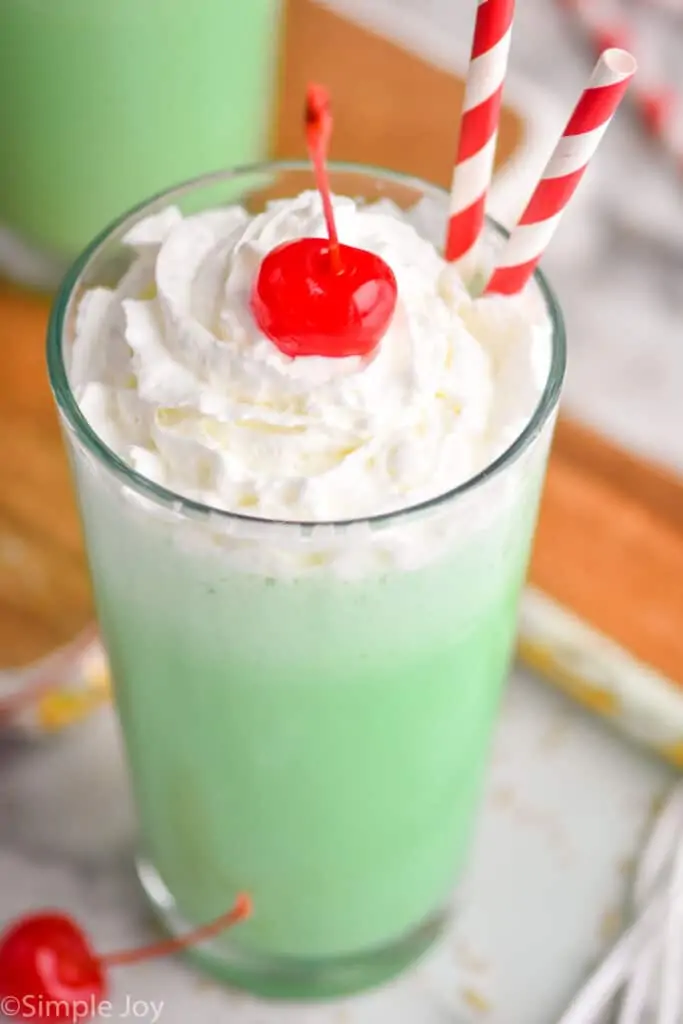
[
  {"xmin": 484, "ymin": 48, "xmax": 636, "ymax": 296},
  {"xmin": 560, "ymin": 0, "xmax": 682, "ymax": 165},
  {"xmin": 445, "ymin": 0, "xmax": 515, "ymax": 263}
]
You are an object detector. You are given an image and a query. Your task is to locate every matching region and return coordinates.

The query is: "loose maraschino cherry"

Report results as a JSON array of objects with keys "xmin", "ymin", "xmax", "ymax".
[
  {"xmin": 251, "ymin": 83, "xmax": 398, "ymax": 358},
  {"xmin": 0, "ymin": 894, "xmax": 251, "ymax": 1022}
]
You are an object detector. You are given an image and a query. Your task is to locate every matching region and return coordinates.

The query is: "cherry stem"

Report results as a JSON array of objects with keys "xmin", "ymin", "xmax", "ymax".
[
  {"xmin": 305, "ymin": 83, "xmax": 342, "ymax": 275},
  {"xmin": 99, "ymin": 893, "xmax": 252, "ymax": 968}
]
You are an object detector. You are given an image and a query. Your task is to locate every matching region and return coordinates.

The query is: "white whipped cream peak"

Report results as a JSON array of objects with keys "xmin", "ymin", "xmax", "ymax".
[{"xmin": 69, "ymin": 191, "xmax": 551, "ymax": 522}]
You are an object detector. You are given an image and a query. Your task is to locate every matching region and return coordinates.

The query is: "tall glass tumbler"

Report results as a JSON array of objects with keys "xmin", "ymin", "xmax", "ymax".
[{"xmin": 48, "ymin": 163, "xmax": 566, "ymax": 998}]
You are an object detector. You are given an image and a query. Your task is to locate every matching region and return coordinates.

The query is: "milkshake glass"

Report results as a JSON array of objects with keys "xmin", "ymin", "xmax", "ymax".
[
  {"xmin": 47, "ymin": 163, "xmax": 565, "ymax": 998},
  {"xmin": 0, "ymin": 0, "xmax": 279, "ymax": 263}
]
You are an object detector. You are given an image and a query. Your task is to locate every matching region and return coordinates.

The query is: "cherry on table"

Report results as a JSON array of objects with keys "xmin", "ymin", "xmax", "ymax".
[
  {"xmin": 0, "ymin": 914, "xmax": 103, "ymax": 1020},
  {"xmin": 251, "ymin": 83, "xmax": 398, "ymax": 359},
  {"xmin": 0, "ymin": 894, "xmax": 251, "ymax": 1023}
]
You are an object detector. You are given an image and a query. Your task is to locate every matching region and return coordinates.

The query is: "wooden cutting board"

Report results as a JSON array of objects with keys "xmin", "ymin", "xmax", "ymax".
[
  {"xmin": 0, "ymin": 284, "xmax": 92, "ymax": 668},
  {"xmin": 272, "ymin": 0, "xmax": 523, "ymax": 182},
  {"xmin": 1, "ymin": 0, "xmax": 682, "ymax": 693}
]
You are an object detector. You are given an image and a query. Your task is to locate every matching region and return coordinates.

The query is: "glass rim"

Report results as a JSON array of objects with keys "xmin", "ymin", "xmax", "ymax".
[{"xmin": 47, "ymin": 159, "xmax": 566, "ymax": 532}]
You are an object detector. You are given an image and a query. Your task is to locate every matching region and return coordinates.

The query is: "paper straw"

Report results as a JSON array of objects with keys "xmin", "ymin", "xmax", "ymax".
[
  {"xmin": 484, "ymin": 48, "xmax": 636, "ymax": 296},
  {"xmin": 445, "ymin": 0, "xmax": 515, "ymax": 262},
  {"xmin": 560, "ymin": 0, "xmax": 683, "ymax": 166}
]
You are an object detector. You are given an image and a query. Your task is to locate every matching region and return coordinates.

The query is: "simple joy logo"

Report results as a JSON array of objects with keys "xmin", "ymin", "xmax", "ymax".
[{"xmin": 0, "ymin": 995, "xmax": 164, "ymax": 1023}]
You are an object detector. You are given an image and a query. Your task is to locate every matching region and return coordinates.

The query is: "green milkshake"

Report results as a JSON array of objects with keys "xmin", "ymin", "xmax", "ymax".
[
  {"xmin": 48, "ymin": 163, "xmax": 565, "ymax": 997},
  {"xmin": 0, "ymin": 0, "xmax": 279, "ymax": 259}
]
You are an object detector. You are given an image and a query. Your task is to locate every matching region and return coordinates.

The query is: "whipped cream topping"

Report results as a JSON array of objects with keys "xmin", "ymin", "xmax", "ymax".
[{"xmin": 69, "ymin": 192, "xmax": 552, "ymax": 523}]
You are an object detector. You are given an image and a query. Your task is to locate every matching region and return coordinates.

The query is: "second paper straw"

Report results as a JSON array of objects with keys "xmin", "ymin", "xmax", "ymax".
[{"xmin": 485, "ymin": 47, "xmax": 636, "ymax": 296}]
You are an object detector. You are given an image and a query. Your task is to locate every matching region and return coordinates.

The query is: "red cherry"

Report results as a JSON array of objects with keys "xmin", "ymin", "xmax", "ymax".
[
  {"xmin": 0, "ymin": 914, "xmax": 104, "ymax": 1020},
  {"xmin": 250, "ymin": 82, "xmax": 398, "ymax": 359},
  {"xmin": 252, "ymin": 237, "xmax": 397, "ymax": 358},
  {"xmin": 0, "ymin": 895, "xmax": 251, "ymax": 1023}
]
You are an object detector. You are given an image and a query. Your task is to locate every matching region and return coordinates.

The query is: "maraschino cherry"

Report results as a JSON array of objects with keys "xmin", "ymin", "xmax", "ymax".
[
  {"xmin": 0, "ymin": 893, "xmax": 251, "ymax": 1022},
  {"xmin": 251, "ymin": 83, "xmax": 398, "ymax": 358}
]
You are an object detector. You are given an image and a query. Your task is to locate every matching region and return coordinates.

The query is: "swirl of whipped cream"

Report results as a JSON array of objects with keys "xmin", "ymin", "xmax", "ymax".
[{"xmin": 69, "ymin": 192, "xmax": 551, "ymax": 522}]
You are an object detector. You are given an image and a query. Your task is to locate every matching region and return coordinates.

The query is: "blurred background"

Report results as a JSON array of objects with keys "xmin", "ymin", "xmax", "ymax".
[{"xmin": 0, "ymin": 2, "xmax": 682, "ymax": 1019}]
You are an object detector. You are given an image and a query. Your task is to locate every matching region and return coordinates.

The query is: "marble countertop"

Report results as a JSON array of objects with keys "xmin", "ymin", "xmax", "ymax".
[{"xmin": 2, "ymin": 1, "xmax": 682, "ymax": 1021}]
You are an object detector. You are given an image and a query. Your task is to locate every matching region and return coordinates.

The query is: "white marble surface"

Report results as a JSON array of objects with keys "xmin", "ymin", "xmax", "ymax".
[
  {"xmin": 1, "ymin": 674, "xmax": 673, "ymax": 1024},
  {"xmin": 2, "ymin": 1, "xmax": 682, "ymax": 1021}
]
